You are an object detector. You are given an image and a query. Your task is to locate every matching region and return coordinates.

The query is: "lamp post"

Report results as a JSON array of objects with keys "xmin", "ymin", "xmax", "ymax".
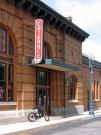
[{"xmin": 89, "ymin": 55, "xmax": 94, "ymax": 115}]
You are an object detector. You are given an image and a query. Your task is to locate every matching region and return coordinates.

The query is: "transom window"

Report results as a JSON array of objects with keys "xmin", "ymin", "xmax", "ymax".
[{"xmin": 0, "ymin": 26, "xmax": 14, "ymax": 102}]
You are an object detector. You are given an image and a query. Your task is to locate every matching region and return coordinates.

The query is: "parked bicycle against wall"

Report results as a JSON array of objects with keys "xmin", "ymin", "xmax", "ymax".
[{"xmin": 28, "ymin": 106, "xmax": 49, "ymax": 122}]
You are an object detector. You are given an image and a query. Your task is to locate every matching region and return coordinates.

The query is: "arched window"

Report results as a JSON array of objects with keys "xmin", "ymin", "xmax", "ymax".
[
  {"xmin": 93, "ymin": 80, "xmax": 99, "ymax": 100},
  {"xmin": 0, "ymin": 27, "xmax": 14, "ymax": 102},
  {"xmin": 68, "ymin": 75, "xmax": 77, "ymax": 100}
]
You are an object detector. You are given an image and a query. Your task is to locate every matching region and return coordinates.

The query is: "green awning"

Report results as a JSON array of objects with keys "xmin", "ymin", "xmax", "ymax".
[{"xmin": 30, "ymin": 59, "xmax": 80, "ymax": 72}]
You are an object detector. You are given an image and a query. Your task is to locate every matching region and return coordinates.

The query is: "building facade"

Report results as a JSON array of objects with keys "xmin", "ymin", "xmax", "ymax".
[
  {"xmin": 0, "ymin": 0, "xmax": 101, "ymax": 117},
  {"xmin": 82, "ymin": 55, "xmax": 101, "ymax": 111}
]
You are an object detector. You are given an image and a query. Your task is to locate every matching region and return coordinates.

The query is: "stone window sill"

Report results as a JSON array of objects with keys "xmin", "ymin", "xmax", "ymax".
[
  {"xmin": 68, "ymin": 100, "xmax": 78, "ymax": 103},
  {"xmin": 0, "ymin": 102, "xmax": 16, "ymax": 106},
  {"xmin": 94, "ymin": 99, "xmax": 100, "ymax": 102}
]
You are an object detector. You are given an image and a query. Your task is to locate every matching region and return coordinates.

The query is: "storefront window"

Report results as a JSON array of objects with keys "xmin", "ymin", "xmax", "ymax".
[{"xmin": 0, "ymin": 27, "xmax": 14, "ymax": 102}]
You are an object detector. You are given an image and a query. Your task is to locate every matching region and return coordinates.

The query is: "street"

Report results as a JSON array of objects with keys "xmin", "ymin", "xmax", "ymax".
[{"xmin": 9, "ymin": 116, "xmax": 101, "ymax": 135}]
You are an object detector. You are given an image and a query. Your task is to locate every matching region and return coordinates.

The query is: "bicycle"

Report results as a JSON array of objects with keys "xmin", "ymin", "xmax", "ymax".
[{"xmin": 28, "ymin": 106, "xmax": 49, "ymax": 122}]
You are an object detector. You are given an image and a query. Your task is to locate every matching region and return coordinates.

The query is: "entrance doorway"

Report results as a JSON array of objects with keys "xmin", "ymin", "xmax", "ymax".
[{"xmin": 36, "ymin": 69, "xmax": 50, "ymax": 113}]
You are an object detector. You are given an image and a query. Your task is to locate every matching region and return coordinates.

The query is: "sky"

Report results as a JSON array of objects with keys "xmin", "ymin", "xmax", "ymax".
[{"xmin": 41, "ymin": 0, "xmax": 101, "ymax": 62}]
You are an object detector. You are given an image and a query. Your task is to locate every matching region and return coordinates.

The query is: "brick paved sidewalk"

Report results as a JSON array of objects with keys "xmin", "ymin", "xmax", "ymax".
[{"xmin": 0, "ymin": 110, "xmax": 101, "ymax": 135}]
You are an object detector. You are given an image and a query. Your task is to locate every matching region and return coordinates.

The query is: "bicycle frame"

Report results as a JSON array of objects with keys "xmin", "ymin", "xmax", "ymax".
[{"xmin": 28, "ymin": 106, "xmax": 49, "ymax": 122}]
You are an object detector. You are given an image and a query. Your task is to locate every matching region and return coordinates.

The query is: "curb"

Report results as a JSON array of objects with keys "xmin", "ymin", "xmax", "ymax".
[{"xmin": 0, "ymin": 112, "xmax": 101, "ymax": 135}]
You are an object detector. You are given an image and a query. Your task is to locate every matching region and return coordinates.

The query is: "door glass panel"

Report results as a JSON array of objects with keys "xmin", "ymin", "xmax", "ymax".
[{"xmin": 38, "ymin": 88, "xmax": 46, "ymax": 107}]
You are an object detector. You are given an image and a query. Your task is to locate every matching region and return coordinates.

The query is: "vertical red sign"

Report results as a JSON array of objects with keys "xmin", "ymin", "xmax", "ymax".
[{"xmin": 34, "ymin": 19, "xmax": 43, "ymax": 64}]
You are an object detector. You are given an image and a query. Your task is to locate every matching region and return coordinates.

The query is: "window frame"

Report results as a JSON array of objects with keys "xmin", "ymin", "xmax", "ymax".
[
  {"xmin": 93, "ymin": 80, "xmax": 100, "ymax": 101},
  {"xmin": 68, "ymin": 75, "xmax": 78, "ymax": 101},
  {"xmin": 0, "ymin": 26, "xmax": 15, "ymax": 102}
]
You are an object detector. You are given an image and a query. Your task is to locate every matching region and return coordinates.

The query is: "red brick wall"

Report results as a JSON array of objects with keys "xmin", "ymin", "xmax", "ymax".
[{"xmin": 82, "ymin": 63, "xmax": 101, "ymax": 111}]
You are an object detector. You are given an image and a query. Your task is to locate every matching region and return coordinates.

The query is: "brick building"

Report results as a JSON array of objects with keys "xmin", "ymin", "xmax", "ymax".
[
  {"xmin": 0, "ymin": 0, "xmax": 101, "ymax": 117},
  {"xmin": 82, "ymin": 55, "xmax": 101, "ymax": 111}
]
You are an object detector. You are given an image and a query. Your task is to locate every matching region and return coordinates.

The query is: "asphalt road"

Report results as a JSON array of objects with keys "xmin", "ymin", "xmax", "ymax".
[{"xmin": 9, "ymin": 116, "xmax": 101, "ymax": 135}]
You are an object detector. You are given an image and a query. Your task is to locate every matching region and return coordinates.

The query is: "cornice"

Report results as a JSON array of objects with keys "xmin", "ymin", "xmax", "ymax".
[
  {"xmin": 82, "ymin": 55, "xmax": 101, "ymax": 69},
  {"xmin": 6, "ymin": 0, "xmax": 89, "ymax": 42}
]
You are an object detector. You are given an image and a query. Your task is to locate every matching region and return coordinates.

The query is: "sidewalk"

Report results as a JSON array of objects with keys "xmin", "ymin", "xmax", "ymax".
[{"xmin": 0, "ymin": 110, "xmax": 101, "ymax": 135}]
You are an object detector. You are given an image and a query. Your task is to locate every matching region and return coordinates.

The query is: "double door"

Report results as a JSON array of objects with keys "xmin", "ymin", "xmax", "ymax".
[{"xmin": 36, "ymin": 69, "xmax": 50, "ymax": 113}]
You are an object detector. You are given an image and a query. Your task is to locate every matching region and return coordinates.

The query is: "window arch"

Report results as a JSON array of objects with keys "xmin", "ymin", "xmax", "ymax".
[{"xmin": 0, "ymin": 26, "xmax": 14, "ymax": 102}]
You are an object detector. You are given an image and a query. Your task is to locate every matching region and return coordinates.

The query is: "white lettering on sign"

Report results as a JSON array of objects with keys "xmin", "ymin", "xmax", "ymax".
[{"xmin": 34, "ymin": 19, "xmax": 43, "ymax": 64}]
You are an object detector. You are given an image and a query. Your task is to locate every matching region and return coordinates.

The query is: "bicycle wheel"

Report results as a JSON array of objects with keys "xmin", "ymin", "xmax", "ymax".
[
  {"xmin": 44, "ymin": 111, "xmax": 49, "ymax": 121},
  {"xmin": 28, "ymin": 112, "xmax": 36, "ymax": 122}
]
